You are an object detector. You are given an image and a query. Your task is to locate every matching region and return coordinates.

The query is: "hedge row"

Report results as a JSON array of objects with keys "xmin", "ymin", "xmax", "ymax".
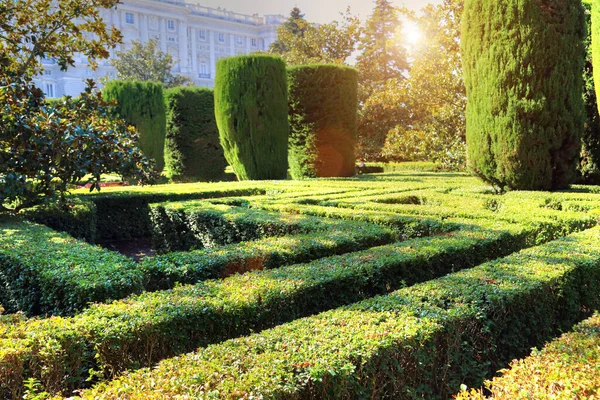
[
  {"xmin": 0, "ymin": 220, "xmax": 143, "ymax": 317},
  {"xmin": 0, "ymin": 219, "xmax": 537, "ymax": 398},
  {"xmin": 77, "ymin": 185, "xmax": 268, "ymax": 242},
  {"xmin": 142, "ymin": 224, "xmax": 396, "ymax": 291},
  {"xmin": 76, "ymin": 227, "xmax": 600, "ymax": 399},
  {"xmin": 458, "ymin": 313, "xmax": 600, "ymax": 399},
  {"xmin": 149, "ymin": 201, "xmax": 394, "ymax": 253}
]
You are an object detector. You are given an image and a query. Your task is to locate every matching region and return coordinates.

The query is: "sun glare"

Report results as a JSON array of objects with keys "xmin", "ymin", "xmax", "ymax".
[{"xmin": 403, "ymin": 22, "xmax": 422, "ymax": 47}]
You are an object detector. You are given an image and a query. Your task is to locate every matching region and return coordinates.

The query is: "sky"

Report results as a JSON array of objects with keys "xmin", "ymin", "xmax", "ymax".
[{"xmin": 196, "ymin": 0, "xmax": 444, "ymax": 23}]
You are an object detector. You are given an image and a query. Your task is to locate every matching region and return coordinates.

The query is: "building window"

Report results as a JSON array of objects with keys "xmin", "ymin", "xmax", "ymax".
[
  {"xmin": 236, "ymin": 36, "xmax": 243, "ymax": 45},
  {"xmin": 44, "ymin": 83, "xmax": 55, "ymax": 98},
  {"xmin": 251, "ymin": 38, "xmax": 257, "ymax": 47},
  {"xmin": 125, "ymin": 12, "xmax": 135, "ymax": 25},
  {"xmin": 85, "ymin": 69, "xmax": 94, "ymax": 77},
  {"xmin": 167, "ymin": 19, "xmax": 175, "ymax": 31},
  {"xmin": 43, "ymin": 70, "xmax": 52, "ymax": 76},
  {"xmin": 198, "ymin": 30, "xmax": 206, "ymax": 40},
  {"xmin": 168, "ymin": 36, "xmax": 176, "ymax": 42},
  {"xmin": 218, "ymin": 33, "xmax": 225, "ymax": 43},
  {"xmin": 199, "ymin": 62, "xmax": 210, "ymax": 78}
]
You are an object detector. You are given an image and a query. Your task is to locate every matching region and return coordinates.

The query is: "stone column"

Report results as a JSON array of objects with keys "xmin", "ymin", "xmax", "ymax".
[
  {"xmin": 179, "ymin": 21, "xmax": 189, "ymax": 73},
  {"xmin": 209, "ymin": 30, "xmax": 216, "ymax": 79},
  {"xmin": 113, "ymin": 10, "xmax": 122, "ymax": 52},
  {"xmin": 191, "ymin": 27, "xmax": 198, "ymax": 77},
  {"xmin": 160, "ymin": 18, "xmax": 167, "ymax": 52},
  {"xmin": 229, "ymin": 33, "xmax": 235, "ymax": 56},
  {"xmin": 140, "ymin": 14, "xmax": 149, "ymax": 43}
]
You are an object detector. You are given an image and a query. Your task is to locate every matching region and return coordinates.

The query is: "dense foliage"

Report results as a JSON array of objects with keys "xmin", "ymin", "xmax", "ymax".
[
  {"xmin": 163, "ymin": 87, "xmax": 227, "ymax": 182},
  {"xmin": 269, "ymin": 9, "xmax": 362, "ymax": 66},
  {"xmin": 459, "ymin": 313, "xmax": 600, "ymax": 399},
  {"xmin": 108, "ymin": 39, "xmax": 192, "ymax": 88},
  {"xmin": 462, "ymin": 0, "xmax": 586, "ymax": 191},
  {"xmin": 580, "ymin": 0, "xmax": 600, "ymax": 184},
  {"xmin": 0, "ymin": 0, "xmax": 157, "ymax": 212},
  {"xmin": 287, "ymin": 65, "xmax": 358, "ymax": 178},
  {"xmin": 102, "ymin": 80, "xmax": 167, "ymax": 171},
  {"xmin": 593, "ymin": 0, "xmax": 600, "ymax": 118},
  {"xmin": 214, "ymin": 55, "xmax": 289, "ymax": 180}
]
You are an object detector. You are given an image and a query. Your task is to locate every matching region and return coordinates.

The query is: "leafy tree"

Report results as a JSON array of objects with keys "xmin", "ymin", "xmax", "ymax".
[
  {"xmin": 269, "ymin": 9, "xmax": 362, "ymax": 66},
  {"xmin": 356, "ymin": 0, "xmax": 409, "ymax": 161},
  {"xmin": 269, "ymin": 7, "xmax": 306, "ymax": 54},
  {"xmin": 108, "ymin": 39, "xmax": 192, "ymax": 88},
  {"xmin": 463, "ymin": 0, "xmax": 586, "ymax": 191},
  {"xmin": 0, "ymin": 0, "xmax": 159, "ymax": 212},
  {"xmin": 381, "ymin": 0, "xmax": 466, "ymax": 170},
  {"xmin": 356, "ymin": 0, "xmax": 409, "ymax": 94}
]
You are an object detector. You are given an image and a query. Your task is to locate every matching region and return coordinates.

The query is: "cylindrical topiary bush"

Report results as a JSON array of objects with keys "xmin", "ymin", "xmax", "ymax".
[
  {"xmin": 214, "ymin": 55, "xmax": 289, "ymax": 180},
  {"xmin": 579, "ymin": 0, "xmax": 600, "ymax": 184},
  {"xmin": 287, "ymin": 65, "xmax": 358, "ymax": 179},
  {"xmin": 102, "ymin": 80, "xmax": 167, "ymax": 171},
  {"xmin": 593, "ymin": 0, "xmax": 600, "ymax": 117},
  {"xmin": 163, "ymin": 87, "xmax": 227, "ymax": 182},
  {"xmin": 462, "ymin": 0, "xmax": 587, "ymax": 191}
]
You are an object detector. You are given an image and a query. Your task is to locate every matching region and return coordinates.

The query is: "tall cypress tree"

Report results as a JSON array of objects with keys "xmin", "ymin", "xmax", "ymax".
[
  {"xmin": 580, "ymin": 0, "xmax": 600, "ymax": 184},
  {"xmin": 462, "ymin": 0, "xmax": 586, "ymax": 191}
]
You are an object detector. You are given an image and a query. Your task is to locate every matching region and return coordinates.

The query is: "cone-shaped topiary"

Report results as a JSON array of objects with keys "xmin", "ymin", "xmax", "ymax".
[
  {"xmin": 102, "ymin": 80, "xmax": 166, "ymax": 171},
  {"xmin": 462, "ymin": 0, "xmax": 586, "ymax": 191},
  {"xmin": 163, "ymin": 87, "xmax": 227, "ymax": 182},
  {"xmin": 214, "ymin": 55, "xmax": 289, "ymax": 180},
  {"xmin": 287, "ymin": 65, "xmax": 358, "ymax": 179}
]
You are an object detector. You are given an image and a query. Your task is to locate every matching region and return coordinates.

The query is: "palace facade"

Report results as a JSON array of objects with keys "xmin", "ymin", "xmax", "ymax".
[{"xmin": 35, "ymin": 0, "xmax": 284, "ymax": 97}]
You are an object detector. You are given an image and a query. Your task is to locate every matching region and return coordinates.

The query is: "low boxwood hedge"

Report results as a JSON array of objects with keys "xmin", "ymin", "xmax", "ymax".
[
  {"xmin": 0, "ymin": 220, "xmax": 143, "ymax": 317},
  {"xmin": 143, "ymin": 221, "xmax": 396, "ymax": 291},
  {"xmin": 77, "ymin": 227, "xmax": 600, "ymax": 399},
  {"xmin": 458, "ymin": 313, "xmax": 600, "ymax": 399},
  {"xmin": 0, "ymin": 219, "xmax": 538, "ymax": 398}
]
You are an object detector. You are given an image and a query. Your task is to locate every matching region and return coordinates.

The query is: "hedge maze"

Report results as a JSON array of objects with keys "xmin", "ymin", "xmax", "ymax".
[{"xmin": 1, "ymin": 173, "xmax": 600, "ymax": 398}]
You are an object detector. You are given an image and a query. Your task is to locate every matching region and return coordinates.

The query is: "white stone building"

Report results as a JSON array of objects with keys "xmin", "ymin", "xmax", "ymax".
[{"xmin": 35, "ymin": 0, "xmax": 284, "ymax": 98}]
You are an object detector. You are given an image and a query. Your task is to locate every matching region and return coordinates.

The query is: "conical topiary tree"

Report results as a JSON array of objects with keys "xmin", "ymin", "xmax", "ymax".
[
  {"xmin": 214, "ymin": 55, "xmax": 289, "ymax": 180},
  {"xmin": 287, "ymin": 65, "xmax": 358, "ymax": 179},
  {"xmin": 102, "ymin": 80, "xmax": 166, "ymax": 171},
  {"xmin": 462, "ymin": 0, "xmax": 586, "ymax": 191}
]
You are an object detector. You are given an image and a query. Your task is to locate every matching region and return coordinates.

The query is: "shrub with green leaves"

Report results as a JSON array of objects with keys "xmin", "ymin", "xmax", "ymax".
[
  {"xmin": 214, "ymin": 55, "xmax": 289, "ymax": 180},
  {"xmin": 76, "ymin": 227, "xmax": 600, "ymax": 399},
  {"xmin": 0, "ymin": 220, "xmax": 143, "ymax": 316},
  {"xmin": 287, "ymin": 65, "xmax": 358, "ymax": 178},
  {"xmin": 0, "ymin": 219, "xmax": 537, "ymax": 397},
  {"xmin": 102, "ymin": 80, "xmax": 167, "ymax": 171},
  {"xmin": 593, "ymin": 0, "xmax": 600, "ymax": 117},
  {"xmin": 462, "ymin": 0, "xmax": 587, "ymax": 191},
  {"xmin": 163, "ymin": 87, "xmax": 227, "ymax": 182},
  {"xmin": 458, "ymin": 313, "xmax": 600, "ymax": 399}
]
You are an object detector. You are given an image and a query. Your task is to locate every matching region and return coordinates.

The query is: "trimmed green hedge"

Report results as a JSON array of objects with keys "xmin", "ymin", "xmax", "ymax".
[
  {"xmin": 21, "ymin": 200, "xmax": 97, "ymax": 243},
  {"xmin": 142, "ymin": 224, "xmax": 395, "ymax": 291},
  {"xmin": 0, "ymin": 220, "xmax": 143, "ymax": 316},
  {"xmin": 0, "ymin": 219, "xmax": 537, "ymax": 397},
  {"xmin": 214, "ymin": 55, "xmax": 289, "ymax": 180},
  {"xmin": 163, "ymin": 87, "xmax": 227, "ymax": 182},
  {"xmin": 462, "ymin": 0, "xmax": 586, "ymax": 190},
  {"xmin": 102, "ymin": 80, "xmax": 167, "ymax": 171},
  {"xmin": 77, "ymin": 227, "xmax": 600, "ymax": 399},
  {"xmin": 149, "ymin": 200, "xmax": 400, "ymax": 254},
  {"xmin": 458, "ymin": 313, "xmax": 600, "ymax": 399},
  {"xmin": 80, "ymin": 185, "xmax": 267, "ymax": 242},
  {"xmin": 288, "ymin": 65, "xmax": 358, "ymax": 178}
]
